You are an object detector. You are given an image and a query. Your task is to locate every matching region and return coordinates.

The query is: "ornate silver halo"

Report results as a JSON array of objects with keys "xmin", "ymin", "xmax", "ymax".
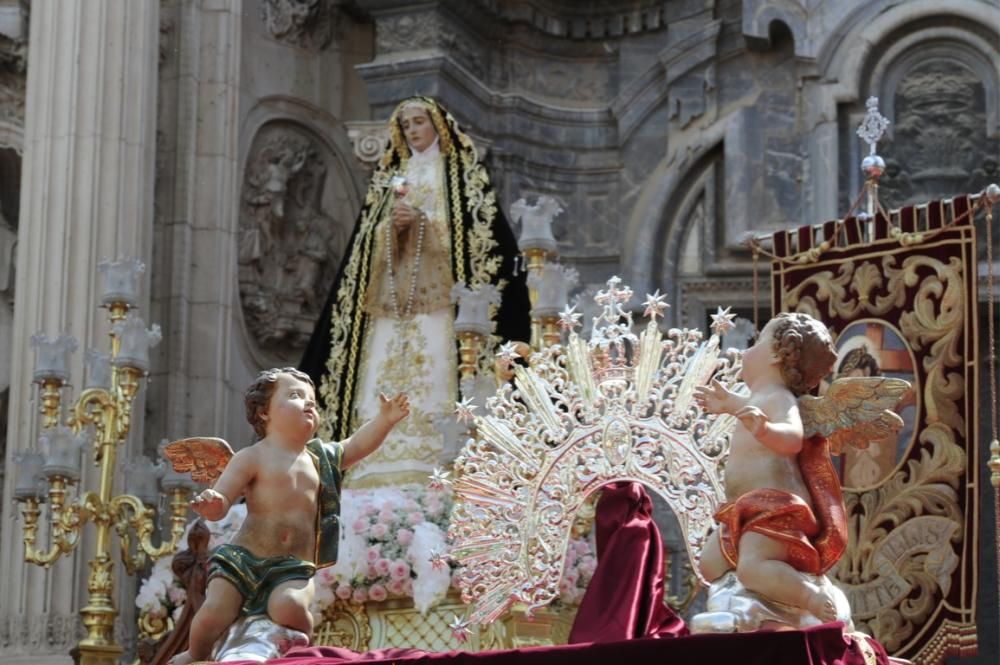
[{"xmin": 447, "ymin": 277, "xmax": 744, "ymax": 624}]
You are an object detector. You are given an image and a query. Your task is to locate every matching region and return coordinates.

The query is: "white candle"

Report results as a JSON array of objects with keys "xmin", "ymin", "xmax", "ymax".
[
  {"xmin": 452, "ymin": 283, "xmax": 500, "ymax": 337},
  {"xmin": 125, "ymin": 456, "xmax": 164, "ymax": 505},
  {"xmin": 112, "ymin": 317, "xmax": 162, "ymax": 373},
  {"xmin": 511, "ymin": 196, "xmax": 561, "ymax": 254},
  {"xmin": 39, "ymin": 426, "xmax": 86, "ymax": 481},
  {"xmin": 98, "ymin": 256, "xmax": 145, "ymax": 307},
  {"xmin": 84, "ymin": 349, "xmax": 112, "ymax": 390},
  {"xmin": 528, "ymin": 263, "xmax": 579, "ymax": 317},
  {"xmin": 13, "ymin": 450, "xmax": 46, "ymax": 499},
  {"xmin": 31, "ymin": 332, "xmax": 78, "ymax": 383}
]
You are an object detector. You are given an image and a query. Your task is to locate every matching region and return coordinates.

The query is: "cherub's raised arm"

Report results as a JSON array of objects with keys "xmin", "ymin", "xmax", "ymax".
[{"xmin": 342, "ymin": 393, "xmax": 410, "ymax": 469}]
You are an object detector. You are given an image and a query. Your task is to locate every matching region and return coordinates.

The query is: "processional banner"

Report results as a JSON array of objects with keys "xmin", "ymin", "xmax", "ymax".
[{"xmin": 770, "ymin": 196, "xmax": 980, "ymax": 664}]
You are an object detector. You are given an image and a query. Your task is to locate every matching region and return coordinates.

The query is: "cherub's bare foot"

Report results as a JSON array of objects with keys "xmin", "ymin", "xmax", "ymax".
[
  {"xmin": 806, "ymin": 586, "xmax": 838, "ymax": 622},
  {"xmin": 168, "ymin": 651, "xmax": 195, "ymax": 665}
]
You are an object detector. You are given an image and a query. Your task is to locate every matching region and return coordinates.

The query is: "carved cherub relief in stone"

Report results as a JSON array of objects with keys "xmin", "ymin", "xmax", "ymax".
[{"xmin": 239, "ymin": 127, "xmax": 346, "ymax": 361}]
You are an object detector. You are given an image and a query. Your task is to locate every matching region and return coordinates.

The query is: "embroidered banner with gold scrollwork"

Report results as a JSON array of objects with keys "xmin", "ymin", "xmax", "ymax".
[{"xmin": 771, "ymin": 196, "xmax": 980, "ymax": 664}]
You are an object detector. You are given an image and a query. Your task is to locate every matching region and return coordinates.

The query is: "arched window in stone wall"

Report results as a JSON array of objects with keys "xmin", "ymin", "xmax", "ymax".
[
  {"xmin": 839, "ymin": 26, "xmax": 1000, "ymax": 212},
  {"xmin": 651, "ymin": 146, "xmax": 763, "ymax": 343}
]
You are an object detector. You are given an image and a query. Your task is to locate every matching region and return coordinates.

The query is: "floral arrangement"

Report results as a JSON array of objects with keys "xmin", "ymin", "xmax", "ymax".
[{"xmin": 136, "ymin": 486, "xmax": 595, "ymax": 624}]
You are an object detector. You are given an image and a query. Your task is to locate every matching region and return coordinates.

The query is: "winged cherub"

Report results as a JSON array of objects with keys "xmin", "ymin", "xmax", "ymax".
[
  {"xmin": 164, "ymin": 367, "xmax": 409, "ymax": 665},
  {"xmin": 693, "ymin": 313, "xmax": 909, "ymax": 630}
]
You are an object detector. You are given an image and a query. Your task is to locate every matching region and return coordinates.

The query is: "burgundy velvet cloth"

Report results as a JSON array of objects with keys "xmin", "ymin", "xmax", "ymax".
[
  {"xmin": 221, "ymin": 624, "xmax": 889, "ymax": 664},
  {"xmin": 568, "ymin": 482, "xmax": 687, "ymax": 642}
]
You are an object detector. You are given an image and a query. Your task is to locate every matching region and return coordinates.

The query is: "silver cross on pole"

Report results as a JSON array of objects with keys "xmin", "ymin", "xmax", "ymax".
[{"xmin": 856, "ymin": 96, "xmax": 890, "ymax": 218}]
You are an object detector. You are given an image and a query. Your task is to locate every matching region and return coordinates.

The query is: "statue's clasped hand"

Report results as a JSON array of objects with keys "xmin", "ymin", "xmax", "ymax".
[{"xmin": 391, "ymin": 203, "xmax": 426, "ymax": 235}]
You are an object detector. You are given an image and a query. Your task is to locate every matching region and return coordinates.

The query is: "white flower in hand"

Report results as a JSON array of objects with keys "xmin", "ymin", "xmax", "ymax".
[{"xmin": 190, "ymin": 488, "xmax": 227, "ymax": 521}]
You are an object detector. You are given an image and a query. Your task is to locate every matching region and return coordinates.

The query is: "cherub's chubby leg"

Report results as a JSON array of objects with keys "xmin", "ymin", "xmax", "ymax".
[
  {"xmin": 735, "ymin": 532, "xmax": 837, "ymax": 622},
  {"xmin": 267, "ymin": 577, "xmax": 316, "ymax": 637},
  {"xmin": 698, "ymin": 529, "xmax": 731, "ymax": 582},
  {"xmin": 169, "ymin": 577, "xmax": 243, "ymax": 665}
]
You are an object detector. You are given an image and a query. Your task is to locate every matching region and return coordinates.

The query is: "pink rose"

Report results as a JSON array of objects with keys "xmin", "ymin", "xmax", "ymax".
[
  {"xmin": 352, "ymin": 587, "xmax": 368, "ymax": 603},
  {"xmin": 564, "ymin": 570, "xmax": 579, "ymax": 587},
  {"xmin": 370, "ymin": 523, "xmax": 388, "ymax": 540},
  {"xmin": 382, "ymin": 500, "xmax": 396, "ymax": 512},
  {"xmin": 367, "ymin": 563, "xmax": 378, "ymax": 578},
  {"xmin": 375, "ymin": 558, "xmax": 391, "ymax": 576},
  {"xmin": 352, "ymin": 519, "xmax": 367, "ymax": 534},
  {"xmin": 403, "ymin": 578, "xmax": 414, "ymax": 595},
  {"xmin": 389, "ymin": 560, "xmax": 410, "ymax": 581},
  {"xmin": 397, "ymin": 528, "xmax": 414, "ymax": 546},
  {"xmin": 378, "ymin": 509, "xmax": 395, "ymax": 524},
  {"xmin": 406, "ymin": 511, "xmax": 424, "ymax": 525},
  {"xmin": 366, "ymin": 546, "xmax": 381, "ymax": 562},
  {"xmin": 388, "ymin": 579, "xmax": 406, "ymax": 596},
  {"xmin": 335, "ymin": 584, "xmax": 353, "ymax": 600},
  {"xmin": 403, "ymin": 499, "xmax": 419, "ymax": 511},
  {"xmin": 368, "ymin": 583, "xmax": 388, "ymax": 602},
  {"xmin": 424, "ymin": 499, "xmax": 443, "ymax": 517},
  {"xmin": 167, "ymin": 586, "xmax": 186, "ymax": 605}
]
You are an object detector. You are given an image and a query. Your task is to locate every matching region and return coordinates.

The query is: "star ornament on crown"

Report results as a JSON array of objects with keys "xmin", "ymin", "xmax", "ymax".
[{"xmin": 447, "ymin": 277, "xmax": 745, "ymax": 625}]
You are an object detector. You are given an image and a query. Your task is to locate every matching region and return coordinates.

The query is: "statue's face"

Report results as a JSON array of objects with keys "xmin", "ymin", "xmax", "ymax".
[{"xmin": 399, "ymin": 107, "xmax": 437, "ymax": 153}]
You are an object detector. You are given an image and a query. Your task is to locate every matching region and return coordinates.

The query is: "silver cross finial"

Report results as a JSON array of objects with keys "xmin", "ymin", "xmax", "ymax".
[{"xmin": 856, "ymin": 96, "xmax": 889, "ymax": 156}]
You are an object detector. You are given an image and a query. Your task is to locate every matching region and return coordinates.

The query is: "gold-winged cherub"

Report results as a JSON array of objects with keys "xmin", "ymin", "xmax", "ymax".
[
  {"xmin": 693, "ymin": 312, "xmax": 909, "ymax": 631},
  {"xmin": 164, "ymin": 367, "xmax": 409, "ymax": 664}
]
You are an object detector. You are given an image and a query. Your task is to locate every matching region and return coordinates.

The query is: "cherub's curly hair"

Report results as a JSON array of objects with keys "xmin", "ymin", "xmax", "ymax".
[
  {"xmin": 769, "ymin": 313, "xmax": 837, "ymax": 396},
  {"xmin": 244, "ymin": 367, "xmax": 316, "ymax": 440}
]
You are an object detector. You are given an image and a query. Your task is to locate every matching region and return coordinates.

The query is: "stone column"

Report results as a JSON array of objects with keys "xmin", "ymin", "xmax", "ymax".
[
  {"xmin": 147, "ymin": 0, "xmax": 244, "ymax": 453},
  {"xmin": 0, "ymin": 1, "xmax": 158, "ymax": 663}
]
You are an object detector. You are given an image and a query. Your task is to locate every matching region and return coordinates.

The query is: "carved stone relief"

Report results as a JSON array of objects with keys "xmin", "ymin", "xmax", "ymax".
[
  {"xmin": 238, "ymin": 123, "xmax": 347, "ymax": 362},
  {"xmin": 0, "ymin": 33, "xmax": 25, "ymax": 128},
  {"xmin": 345, "ymin": 120, "xmax": 390, "ymax": 171},
  {"xmin": 880, "ymin": 58, "xmax": 999, "ymax": 209},
  {"xmin": 260, "ymin": 0, "xmax": 335, "ymax": 51},
  {"xmin": 375, "ymin": 10, "xmax": 486, "ymax": 79},
  {"xmin": 507, "ymin": 52, "xmax": 612, "ymax": 102}
]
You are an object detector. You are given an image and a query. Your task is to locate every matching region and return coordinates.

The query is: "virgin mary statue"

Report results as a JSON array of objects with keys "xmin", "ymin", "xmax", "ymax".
[{"xmin": 300, "ymin": 96, "xmax": 529, "ymax": 488}]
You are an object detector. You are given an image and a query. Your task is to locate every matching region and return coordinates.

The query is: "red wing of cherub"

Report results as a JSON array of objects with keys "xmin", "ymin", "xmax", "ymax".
[
  {"xmin": 162, "ymin": 436, "xmax": 235, "ymax": 486},
  {"xmin": 798, "ymin": 376, "xmax": 911, "ymax": 455}
]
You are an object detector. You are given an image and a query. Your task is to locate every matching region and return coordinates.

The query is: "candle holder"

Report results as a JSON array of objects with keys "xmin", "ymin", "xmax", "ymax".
[
  {"xmin": 511, "ymin": 196, "xmax": 564, "ymax": 349},
  {"xmin": 452, "ymin": 283, "xmax": 500, "ymax": 385},
  {"xmin": 14, "ymin": 258, "xmax": 185, "ymax": 665},
  {"xmin": 527, "ymin": 263, "xmax": 578, "ymax": 349}
]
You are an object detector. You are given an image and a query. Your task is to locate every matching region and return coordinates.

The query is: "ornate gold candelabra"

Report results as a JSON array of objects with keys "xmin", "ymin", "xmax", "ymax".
[
  {"xmin": 524, "ymin": 247, "xmax": 549, "ymax": 349},
  {"xmin": 13, "ymin": 258, "xmax": 191, "ymax": 665},
  {"xmin": 511, "ymin": 196, "xmax": 563, "ymax": 350},
  {"xmin": 458, "ymin": 330, "xmax": 485, "ymax": 382}
]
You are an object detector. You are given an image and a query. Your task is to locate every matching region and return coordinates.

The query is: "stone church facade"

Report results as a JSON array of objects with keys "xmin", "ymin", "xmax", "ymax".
[{"xmin": 0, "ymin": 1, "xmax": 996, "ymax": 662}]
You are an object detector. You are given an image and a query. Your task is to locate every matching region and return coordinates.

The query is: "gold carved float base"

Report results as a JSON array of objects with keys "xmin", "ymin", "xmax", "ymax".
[{"xmin": 314, "ymin": 593, "xmax": 578, "ymax": 653}]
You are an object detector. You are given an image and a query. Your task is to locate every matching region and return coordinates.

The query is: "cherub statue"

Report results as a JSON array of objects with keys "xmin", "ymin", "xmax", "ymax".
[
  {"xmin": 692, "ymin": 312, "xmax": 909, "ymax": 632},
  {"xmin": 163, "ymin": 367, "xmax": 409, "ymax": 664}
]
